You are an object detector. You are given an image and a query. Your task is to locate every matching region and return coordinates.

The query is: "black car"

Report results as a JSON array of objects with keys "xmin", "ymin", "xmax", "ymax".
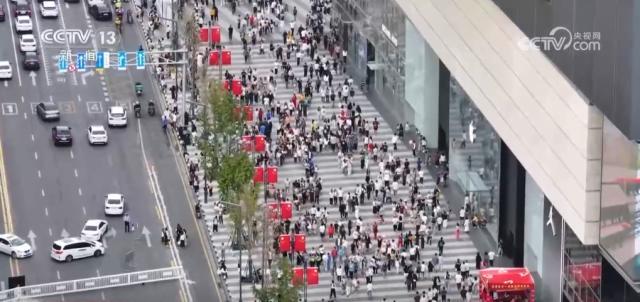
[
  {"xmin": 89, "ymin": 3, "xmax": 111, "ymax": 21},
  {"xmin": 37, "ymin": 102, "xmax": 60, "ymax": 121},
  {"xmin": 0, "ymin": 4, "xmax": 6, "ymax": 21},
  {"xmin": 13, "ymin": 0, "xmax": 31, "ymax": 17},
  {"xmin": 52, "ymin": 126, "xmax": 72, "ymax": 146},
  {"xmin": 22, "ymin": 52, "xmax": 39, "ymax": 71}
]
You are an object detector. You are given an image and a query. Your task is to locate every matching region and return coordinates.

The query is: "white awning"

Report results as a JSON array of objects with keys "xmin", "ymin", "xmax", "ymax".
[{"xmin": 396, "ymin": 0, "xmax": 603, "ymax": 244}]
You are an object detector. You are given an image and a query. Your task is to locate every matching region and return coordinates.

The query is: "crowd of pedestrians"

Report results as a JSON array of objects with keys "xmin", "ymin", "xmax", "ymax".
[{"xmin": 138, "ymin": 0, "xmax": 504, "ymax": 300}]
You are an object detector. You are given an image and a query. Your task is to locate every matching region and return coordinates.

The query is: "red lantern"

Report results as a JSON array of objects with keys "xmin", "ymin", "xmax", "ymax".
[
  {"xmin": 294, "ymin": 234, "xmax": 306, "ymax": 252},
  {"xmin": 208, "ymin": 51, "xmax": 220, "ymax": 65},
  {"xmin": 281, "ymin": 202, "xmax": 293, "ymax": 220},
  {"xmin": 221, "ymin": 49, "xmax": 231, "ymax": 65},
  {"xmin": 254, "ymin": 135, "xmax": 266, "ymax": 152},
  {"xmin": 267, "ymin": 203, "xmax": 278, "ymax": 220},
  {"xmin": 199, "ymin": 28, "xmax": 209, "ymax": 42},
  {"xmin": 279, "ymin": 235, "xmax": 291, "ymax": 253},
  {"xmin": 254, "ymin": 166, "xmax": 264, "ymax": 183},
  {"xmin": 231, "ymin": 79, "xmax": 242, "ymax": 96},
  {"xmin": 292, "ymin": 267, "xmax": 304, "ymax": 286},
  {"xmin": 243, "ymin": 105, "xmax": 253, "ymax": 121},
  {"xmin": 211, "ymin": 26, "xmax": 221, "ymax": 43},
  {"xmin": 241, "ymin": 135, "xmax": 253, "ymax": 152},
  {"xmin": 267, "ymin": 166, "xmax": 278, "ymax": 184},
  {"xmin": 306, "ymin": 267, "xmax": 319, "ymax": 285}
]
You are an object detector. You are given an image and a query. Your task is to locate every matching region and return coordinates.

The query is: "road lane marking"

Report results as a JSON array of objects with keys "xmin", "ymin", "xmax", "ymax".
[
  {"xmin": 23, "ymin": 112, "xmax": 27, "ymax": 119},
  {"xmin": 78, "ymin": 188, "xmax": 82, "ymax": 196},
  {"xmin": 49, "ymin": 96, "xmax": 53, "ymax": 102},
  {"xmin": 56, "ymin": 270, "xmax": 61, "ymax": 280},
  {"xmin": 155, "ymin": 205, "xmax": 162, "ymax": 221},
  {"xmin": 5, "ymin": 0, "xmax": 22, "ymax": 87},
  {"xmin": 21, "ymin": 96, "xmax": 25, "ymax": 104},
  {"xmin": 48, "ymin": 228, "xmax": 52, "ymax": 236},
  {"xmin": 74, "ymin": 169, "xmax": 78, "ymax": 177},
  {"xmin": 82, "ymin": 206, "xmax": 86, "ymax": 215},
  {"xmin": 1, "ymin": 103, "xmax": 18, "ymax": 115},
  {"xmin": 70, "ymin": 150, "xmax": 74, "ymax": 159},
  {"xmin": 31, "ymin": 134, "xmax": 34, "ymax": 141},
  {"xmin": 37, "ymin": 170, "xmax": 41, "ymax": 178},
  {"xmin": 77, "ymin": 95, "xmax": 82, "ymax": 102},
  {"xmin": 3, "ymin": 81, "xmax": 6, "ymax": 87},
  {"xmin": 41, "ymin": 189, "xmax": 45, "ymax": 197},
  {"xmin": 1, "ymin": 281, "xmax": 4, "ymax": 290},
  {"xmin": 45, "ymin": 207, "xmax": 48, "ymax": 216},
  {"xmin": 34, "ymin": 152, "xmax": 38, "ymax": 160}
]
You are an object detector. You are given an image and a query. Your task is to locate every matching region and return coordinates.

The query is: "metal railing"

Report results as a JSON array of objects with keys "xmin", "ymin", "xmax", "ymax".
[{"xmin": 0, "ymin": 266, "xmax": 183, "ymax": 301}]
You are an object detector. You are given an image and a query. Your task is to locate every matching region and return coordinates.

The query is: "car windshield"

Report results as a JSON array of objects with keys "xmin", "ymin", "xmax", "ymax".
[
  {"xmin": 92, "ymin": 130, "xmax": 106, "ymax": 135},
  {"xmin": 84, "ymin": 225, "xmax": 98, "ymax": 231},
  {"xmin": 10, "ymin": 238, "xmax": 25, "ymax": 246},
  {"xmin": 111, "ymin": 112, "xmax": 124, "ymax": 117},
  {"xmin": 0, "ymin": 66, "xmax": 9, "ymax": 71},
  {"xmin": 43, "ymin": 103, "xmax": 57, "ymax": 110},
  {"xmin": 107, "ymin": 198, "xmax": 121, "ymax": 204},
  {"xmin": 57, "ymin": 129, "xmax": 70, "ymax": 135}
]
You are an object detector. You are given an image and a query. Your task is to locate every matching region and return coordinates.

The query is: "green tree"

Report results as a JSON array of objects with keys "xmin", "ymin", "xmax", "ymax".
[
  {"xmin": 216, "ymin": 152, "xmax": 254, "ymax": 203},
  {"xmin": 254, "ymin": 258, "xmax": 301, "ymax": 302}
]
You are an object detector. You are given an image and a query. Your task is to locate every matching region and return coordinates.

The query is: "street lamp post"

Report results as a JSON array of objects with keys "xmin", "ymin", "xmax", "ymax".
[{"xmin": 218, "ymin": 200, "xmax": 244, "ymax": 302}]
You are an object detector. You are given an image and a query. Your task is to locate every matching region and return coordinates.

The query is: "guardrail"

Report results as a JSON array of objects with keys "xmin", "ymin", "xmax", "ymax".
[{"xmin": 0, "ymin": 266, "xmax": 183, "ymax": 301}]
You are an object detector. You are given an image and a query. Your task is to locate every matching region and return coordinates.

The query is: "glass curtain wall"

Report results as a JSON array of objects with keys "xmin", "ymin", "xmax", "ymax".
[{"xmin": 449, "ymin": 78, "xmax": 501, "ymax": 241}]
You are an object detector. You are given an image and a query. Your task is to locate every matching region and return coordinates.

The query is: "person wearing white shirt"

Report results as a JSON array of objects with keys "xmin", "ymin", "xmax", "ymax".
[
  {"xmin": 488, "ymin": 250, "xmax": 495, "ymax": 266},
  {"xmin": 392, "ymin": 134, "xmax": 398, "ymax": 151},
  {"xmin": 455, "ymin": 272, "xmax": 463, "ymax": 290}
]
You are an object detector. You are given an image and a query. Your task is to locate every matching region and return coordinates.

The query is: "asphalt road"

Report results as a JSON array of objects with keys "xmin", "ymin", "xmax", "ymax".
[{"xmin": 0, "ymin": 1, "xmax": 219, "ymax": 301}]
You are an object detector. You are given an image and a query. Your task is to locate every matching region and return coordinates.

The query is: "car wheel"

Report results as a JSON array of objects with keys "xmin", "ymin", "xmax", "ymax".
[
  {"xmin": 94, "ymin": 250, "xmax": 102, "ymax": 257},
  {"xmin": 65, "ymin": 255, "xmax": 73, "ymax": 262},
  {"xmin": 11, "ymin": 252, "xmax": 17, "ymax": 259}
]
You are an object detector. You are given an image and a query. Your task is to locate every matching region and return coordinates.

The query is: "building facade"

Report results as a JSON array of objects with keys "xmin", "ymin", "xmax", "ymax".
[{"xmin": 334, "ymin": 0, "xmax": 640, "ymax": 301}]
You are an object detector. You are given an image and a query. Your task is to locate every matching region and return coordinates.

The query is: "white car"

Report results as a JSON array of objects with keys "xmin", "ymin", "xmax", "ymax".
[
  {"xmin": 39, "ymin": 1, "xmax": 59, "ymax": 18},
  {"xmin": 50, "ymin": 237, "xmax": 104, "ymax": 262},
  {"xmin": 80, "ymin": 219, "xmax": 108, "ymax": 241},
  {"xmin": 104, "ymin": 193, "xmax": 125, "ymax": 215},
  {"xmin": 19, "ymin": 34, "xmax": 37, "ymax": 53},
  {"xmin": 87, "ymin": 125, "xmax": 108, "ymax": 145},
  {"xmin": 14, "ymin": 15, "xmax": 32, "ymax": 33},
  {"xmin": 107, "ymin": 106, "xmax": 127, "ymax": 127},
  {"xmin": 0, "ymin": 234, "xmax": 33, "ymax": 259},
  {"xmin": 0, "ymin": 61, "xmax": 12, "ymax": 80}
]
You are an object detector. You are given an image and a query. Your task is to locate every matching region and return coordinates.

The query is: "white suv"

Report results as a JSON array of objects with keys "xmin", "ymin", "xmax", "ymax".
[
  {"xmin": 50, "ymin": 237, "xmax": 105, "ymax": 262},
  {"xmin": 107, "ymin": 106, "xmax": 127, "ymax": 127}
]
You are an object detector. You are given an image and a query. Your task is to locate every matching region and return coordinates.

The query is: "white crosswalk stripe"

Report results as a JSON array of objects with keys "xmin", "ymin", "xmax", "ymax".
[{"xmin": 175, "ymin": 1, "xmax": 484, "ymax": 301}]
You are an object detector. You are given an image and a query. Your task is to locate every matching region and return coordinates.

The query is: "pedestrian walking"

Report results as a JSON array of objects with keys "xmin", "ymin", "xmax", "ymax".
[{"xmin": 124, "ymin": 213, "xmax": 131, "ymax": 232}]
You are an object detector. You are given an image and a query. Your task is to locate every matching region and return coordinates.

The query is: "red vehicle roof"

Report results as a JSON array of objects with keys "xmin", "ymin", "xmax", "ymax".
[{"xmin": 480, "ymin": 268, "xmax": 535, "ymax": 292}]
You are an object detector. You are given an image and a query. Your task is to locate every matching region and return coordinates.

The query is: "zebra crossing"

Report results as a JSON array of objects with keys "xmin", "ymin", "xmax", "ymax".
[{"xmin": 175, "ymin": 1, "xmax": 485, "ymax": 301}]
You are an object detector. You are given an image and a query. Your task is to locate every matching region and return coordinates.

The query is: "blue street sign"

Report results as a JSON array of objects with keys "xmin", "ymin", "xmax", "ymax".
[
  {"xmin": 118, "ymin": 51, "xmax": 126, "ymax": 70},
  {"xmin": 136, "ymin": 50, "xmax": 145, "ymax": 70},
  {"xmin": 77, "ymin": 52, "xmax": 86, "ymax": 72},
  {"xmin": 96, "ymin": 52, "xmax": 104, "ymax": 69},
  {"xmin": 58, "ymin": 54, "xmax": 68, "ymax": 73},
  {"xmin": 103, "ymin": 52, "xmax": 110, "ymax": 69}
]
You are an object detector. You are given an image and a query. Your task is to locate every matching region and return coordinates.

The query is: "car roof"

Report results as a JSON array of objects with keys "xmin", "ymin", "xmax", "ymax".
[
  {"xmin": 106, "ymin": 193, "xmax": 123, "ymax": 199},
  {"xmin": 90, "ymin": 125, "xmax": 106, "ymax": 131},
  {"xmin": 0, "ymin": 61, "xmax": 10, "ymax": 67},
  {"xmin": 0, "ymin": 233, "xmax": 17, "ymax": 240},
  {"xmin": 109, "ymin": 106, "xmax": 124, "ymax": 113},
  {"xmin": 85, "ymin": 219, "xmax": 106, "ymax": 226},
  {"xmin": 42, "ymin": 102, "xmax": 57, "ymax": 109},
  {"xmin": 21, "ymin": 34, "xmax": 35, "ymax": 40},
  {"xmin": 54, "ymin": 237, "xmax": 82, "ymax": 245}
]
